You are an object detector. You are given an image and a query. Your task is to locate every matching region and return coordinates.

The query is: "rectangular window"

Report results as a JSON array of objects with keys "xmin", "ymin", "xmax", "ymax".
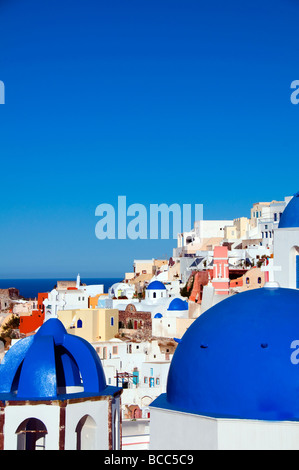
[
  {"xmin": 110, "ymin": 317, "xmax": 114, "ymax": 326},
  {"xmin": 112, "ymin": 346, "xmax": 118, "ymax": 355},
  {"xmin": 144, "ymin": 377, "xmax": 148, "ymax": 384},
  {"xmin": 150, "ymin": 368, "xmax": 154, "ymax": 376}
]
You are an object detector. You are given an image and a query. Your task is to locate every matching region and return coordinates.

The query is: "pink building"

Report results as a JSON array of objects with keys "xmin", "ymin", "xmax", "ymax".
[{"xmin": 212, "ymin": 246, "xmax": 230, "ymax": 295}]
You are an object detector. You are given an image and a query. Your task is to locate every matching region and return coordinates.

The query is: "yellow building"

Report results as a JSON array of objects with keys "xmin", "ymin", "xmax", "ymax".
[
  {"xmin": 57, "ymin": 308, "xmax": 119, "ymax": 343},
  {"xmin": 230, "ymin": 267, "xmax": 266, "ymax": 292},
  {"xmin": 240, "ymin": 267, "xmax": 265, "ymax": 292},
  {"xmin": 224, "ymin": 217, "xmax": 249, "ymax": 240}
]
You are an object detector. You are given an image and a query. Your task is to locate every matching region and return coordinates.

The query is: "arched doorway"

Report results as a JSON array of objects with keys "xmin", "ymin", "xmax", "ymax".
[
  {"xmin": 289, "ymin": 246, "xmax": 299, "ymax": 289},
  {"xmin": 112, "ymin": 402, "xmax": 121, "ymax": 450},
  {"xmin": 75, "ymin": 415, "xmax": 97, "ymax": 450},
  {"xmin": 16, "ymin": 418, "xmax": 47, "ymax": 450}
]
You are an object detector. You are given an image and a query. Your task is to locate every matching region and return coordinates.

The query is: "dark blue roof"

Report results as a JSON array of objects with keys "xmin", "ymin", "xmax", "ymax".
[
  {"xmin": 279, "ymin": 192, "xmax": 299, "ymax": 228},
  {"xmin": 153, "ymin": 287, "xmax": 299, "ymax": 421},
  {"xmin": 0, "ymin": 318, "xmax": 120, "ymax": 401},
  {"xmin": 147, "ymin": 281, "xmax": 166, "ymax": 290},
  {"xmin": 154, "ymin": 313, "xmax": 163, "ymax": 318},
  {"xmin": 167, "ymin": 298, "xmax": 188, "ymax": 311}
]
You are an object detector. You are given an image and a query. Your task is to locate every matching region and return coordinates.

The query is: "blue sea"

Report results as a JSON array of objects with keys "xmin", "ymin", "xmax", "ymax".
[{"xmin": 0, "ymin": 278, "xmax": 122, "ymax": 299}]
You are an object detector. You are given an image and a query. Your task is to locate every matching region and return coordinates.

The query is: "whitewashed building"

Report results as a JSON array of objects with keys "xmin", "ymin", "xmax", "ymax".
[
  {"xmin": 150, "ymin": 284, "xmax": 299, "ymax": 450},
  {"xmin": 274, "ymin": 192, "xmax": 299, "ymax": 289}
]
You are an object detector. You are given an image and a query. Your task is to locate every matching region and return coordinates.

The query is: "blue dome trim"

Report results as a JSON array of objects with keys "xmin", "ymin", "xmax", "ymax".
[
  {"xmin": 0, "ymin": 336, "xmax": 34, "ymax": 394},
  {"xmin": 167, "ymin": 298, "xmax": 188, "ymax": 311},
  {"xmin": 279, "ymin": 192, "xmax": 299, "ymax": 228},
  {"xmin": 0, "ymin": 318, "xmax": 110, "ymax": 400},
  {"xmin": 147, "ymin": 281, "xmax": 166, "ymax": 290},
  {"xmin": 18, "ymin": 335, "xmax": 57, "ymax": 398},
  {"xmin": 35, "ymin": 317, "xmax": 66, "ymax": 344},
  {"xmin": 63, "ymin": 334, "xmax": 106, "ymax": 393},
  {"xmin": 154, "ymin": 313, "xmax": 163, "ymax": 318},
  {"xmin": 164, "ymin": 287, "xmax": 299, "ymax": 421}
]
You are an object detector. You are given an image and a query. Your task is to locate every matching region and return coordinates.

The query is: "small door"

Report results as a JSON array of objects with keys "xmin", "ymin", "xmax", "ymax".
[
  {"xmin": 133, "ymin": 371, "xmax": 139, "ymax": 385},
  {"xmin": 296, "ymin": 256, "xmax": 299, "ymax": 289}
]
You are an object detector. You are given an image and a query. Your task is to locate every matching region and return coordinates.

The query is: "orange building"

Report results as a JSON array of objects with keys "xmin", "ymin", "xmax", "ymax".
[{"xmin": 89, "ymin": 293, "xmax": 108, "ymax": 309}]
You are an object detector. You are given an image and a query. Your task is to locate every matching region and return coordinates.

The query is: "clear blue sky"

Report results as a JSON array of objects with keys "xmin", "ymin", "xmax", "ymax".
[{"xmin": 0, "ymin": 0, "xmax": 299, "ymax": 279}]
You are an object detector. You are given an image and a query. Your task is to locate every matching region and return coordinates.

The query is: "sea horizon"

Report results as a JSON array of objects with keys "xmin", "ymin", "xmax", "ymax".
[{"xmin": 0, "ymin": 277, "xmax": 123, "ymax": 300}]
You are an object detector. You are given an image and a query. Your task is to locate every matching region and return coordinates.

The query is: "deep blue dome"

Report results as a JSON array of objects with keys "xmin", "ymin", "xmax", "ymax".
[
  {"xmin": 167, "ymin": 298, "xmax": 189, "ymax": 311},
  {"xmin": 0, "ymin": 318, "xmax": 107, "ymax": 400},
  {"xmin": 161, "ymin": 287, "xmax": 299, "ymax": 421},
  {"xmin": 154, "ymin": 313, "xmax": 163, "ymax": 318},
  {"xmin": 279, "ymin": 192, "xmax": 299, "ymax": 228},
  {"xmin": 147, "ymin": 281, "xmax": 166, "ymax": 290}
]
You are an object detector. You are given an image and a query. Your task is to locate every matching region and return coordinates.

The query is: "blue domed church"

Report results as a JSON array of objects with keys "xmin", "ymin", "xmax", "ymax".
[
  {"xmin": 0, "ymin": 319, "xmax": 122, "ymax": 450},
  {"xmin": 149, "ymin": 283, "xmax": 299, "ymax": 450},
  {"xmin": 274, "ymin": 191, "xmax": 299, "ymax": 289}
]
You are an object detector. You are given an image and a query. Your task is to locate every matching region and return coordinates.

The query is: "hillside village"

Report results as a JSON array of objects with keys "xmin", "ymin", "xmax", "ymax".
[{"xmin": 0, "ymin": 192, "xmax": 296, "ymax": 449}]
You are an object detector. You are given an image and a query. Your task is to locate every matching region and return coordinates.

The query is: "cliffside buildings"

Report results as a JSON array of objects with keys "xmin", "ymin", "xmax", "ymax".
[{"xmin": 1, "ymin": 191, "xmax": 299, "ymax": 450}]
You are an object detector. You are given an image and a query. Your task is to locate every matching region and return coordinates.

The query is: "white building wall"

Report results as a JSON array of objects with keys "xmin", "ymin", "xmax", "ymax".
[
  {"xmin": 152, "ymin": 318, "xmax": 177, "ymax": 338},
  {"xmin": 141, "ymin": 362, "xmax": 170, "ymax": 391},
  {"xmin": 82, "ymin": 284, "xmax": 104, "ymax": 297},
  {"xmin": 4, "ymin": 404, "xmax": 61, "ymax": 450},
  {"xmin": 150, "ymin": 407, "xmax": 299, "ymax": 450},
  {"xmin": 62, "ymin": 291, "xmax": 89, "ymax": 310},
  {"xmin": 218, "ymin": 418, "xmax": 299, "ymax": 450},
  {"xmin": 149, "ymin": 408, "xmax": 218, "ymax": 450},
  {"xmin": 194, "ymin": 220, "xmax": 234, "ymax": 240},
  {"xmin": 146, "ymin": 289, "xmax": 167, "ymax": 302},
  {"xmin": 274, "ymin": 227, "xmax": 299, "ymax": 289},
  {"xmin": 64, "ymin": 399, "xmax": 109, "ymax": 450}
]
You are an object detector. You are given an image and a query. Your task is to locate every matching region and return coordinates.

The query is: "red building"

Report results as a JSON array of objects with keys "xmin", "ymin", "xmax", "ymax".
[{"xmin": 19, "ymin": 293, "xmax": 48, "ymax": 335}]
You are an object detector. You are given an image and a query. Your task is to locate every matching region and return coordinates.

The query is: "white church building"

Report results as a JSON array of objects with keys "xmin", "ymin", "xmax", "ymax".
[
  {"xmin": 274, "ymin": 191, "xmax": 299, "ymax": 289},
  {"xmin": 0, "ymin": 318, "xmax": 122, "ymax": 450},
  {"xmin": 149, "ymin": 282, "xmax": 299, "ymax": 450}
]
